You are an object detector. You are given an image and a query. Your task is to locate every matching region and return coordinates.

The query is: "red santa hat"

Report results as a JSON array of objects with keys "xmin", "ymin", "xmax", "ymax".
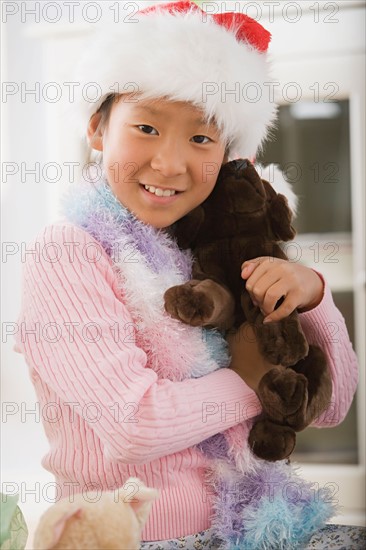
[{"xmin": 74, "ymin": 0, "xmax": 277, "ymax": 159}]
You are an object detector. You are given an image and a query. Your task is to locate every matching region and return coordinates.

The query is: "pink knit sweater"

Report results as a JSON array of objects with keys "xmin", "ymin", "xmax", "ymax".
[{"xmin": 15, "ymin": 222, "xmax": 359, "ymax": 541}]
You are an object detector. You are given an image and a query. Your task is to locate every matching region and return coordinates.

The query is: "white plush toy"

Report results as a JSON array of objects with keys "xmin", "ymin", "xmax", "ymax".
[{"xmin": 33, "ymin": 478, "xmax": 159, "ymax": 550}]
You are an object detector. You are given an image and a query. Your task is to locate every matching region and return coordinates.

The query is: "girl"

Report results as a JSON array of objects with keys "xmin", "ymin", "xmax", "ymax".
[{"xmin": 15, "ymin": 1, "xmax": 361, "ymax": 548}]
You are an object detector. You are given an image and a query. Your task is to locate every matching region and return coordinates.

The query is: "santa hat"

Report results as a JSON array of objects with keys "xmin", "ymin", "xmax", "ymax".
[{"xmin": 74, "ymin": 0, "xmax": 277, "ymax": 159}]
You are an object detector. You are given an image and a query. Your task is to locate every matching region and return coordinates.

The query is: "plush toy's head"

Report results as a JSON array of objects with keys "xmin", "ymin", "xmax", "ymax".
[
  {"xmin": 33, "ymin": 478, "xmax": 159, "ymax": 550},
  {"xmin": 175, "ymin": 159, "xmax": 296, "ymax": 249}
]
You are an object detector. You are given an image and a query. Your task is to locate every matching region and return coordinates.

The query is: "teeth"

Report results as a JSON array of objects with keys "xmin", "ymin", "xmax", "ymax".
[{"xmin": 144, "ymin": 185, "xmax": 176, "ymax": 197}]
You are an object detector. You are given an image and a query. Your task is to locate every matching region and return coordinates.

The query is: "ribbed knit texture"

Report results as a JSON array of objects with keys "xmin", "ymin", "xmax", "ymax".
[{"xmin": 15, "ymin": 222, "xmax": 359, "ymax": 541}]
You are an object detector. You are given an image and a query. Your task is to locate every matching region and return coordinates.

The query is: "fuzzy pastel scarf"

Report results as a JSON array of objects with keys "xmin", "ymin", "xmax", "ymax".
[{"xmin": 61, "ymin": 173, "xmax": 336, "ymax": 550}]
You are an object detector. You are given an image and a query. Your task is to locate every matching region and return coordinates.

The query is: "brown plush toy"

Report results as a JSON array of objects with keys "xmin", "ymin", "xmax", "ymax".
[{"xmin": 164, "ymin": 159, "xmax": 332, "ymax": 462}]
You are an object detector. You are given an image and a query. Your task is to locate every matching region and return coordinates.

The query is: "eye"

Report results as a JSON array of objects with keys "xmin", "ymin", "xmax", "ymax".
[
  {"xmin": 192, "ymin": 135, "xmax": 211, "ymax": 144},
  {"xmin": 138, "ymin": 125, "xmax": 158, "ymax": 135}
]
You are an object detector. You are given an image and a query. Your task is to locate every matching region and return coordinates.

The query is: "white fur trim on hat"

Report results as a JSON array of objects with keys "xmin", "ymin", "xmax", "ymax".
[{"xmin": 72, "ymin": 4, "xmax": 277, "ymax": 159}]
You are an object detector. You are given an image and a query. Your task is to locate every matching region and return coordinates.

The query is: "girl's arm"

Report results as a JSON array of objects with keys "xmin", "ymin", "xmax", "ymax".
[
  {"xmin": 15, "ymin": 223, "xmax": 261, "ymax": 465},
  {"xmin": 298, "ymin": 281, "xmax": 359, "ymax": 427}
]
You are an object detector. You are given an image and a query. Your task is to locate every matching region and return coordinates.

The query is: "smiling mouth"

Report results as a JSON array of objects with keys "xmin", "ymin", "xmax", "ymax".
[{"xmin": 141, "ymin": 184, "xmax": 181, "ymax": 197}]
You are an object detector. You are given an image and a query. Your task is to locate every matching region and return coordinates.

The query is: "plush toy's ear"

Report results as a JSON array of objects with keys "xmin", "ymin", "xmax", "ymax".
[
  {"xmin": 256, "ymin": 163, "xmax": 298, "ymax": 215},
  {"xmin": 263, "ymin": 180, "xmax": 296, "ymax": 241},
  {"xmin": 51, "ymin": 509, "xmax": 83, "ymax": 548},
  {"xmin": 119, "ymin": 478, "xmax": 159, "ymax": 532},
  {"xmin": 33, "ymin": 506, "xmax": 83, "ymax": 550},
  {"xmin": 174, "ymin": 206, "xmax": 205, "ymax": 249}
]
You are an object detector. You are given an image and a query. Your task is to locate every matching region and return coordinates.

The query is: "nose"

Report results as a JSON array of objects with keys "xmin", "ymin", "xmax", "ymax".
[{"xmin": 150, "ymin": 139, "xmax": 187, "ymax": 178}]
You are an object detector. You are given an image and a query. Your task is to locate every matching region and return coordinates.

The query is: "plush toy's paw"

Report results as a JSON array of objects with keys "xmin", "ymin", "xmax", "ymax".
[
  {"xmin": 241, "ymin": 292, "xmax": 308, "ymax": 366},
  {"xmin": 249, "ymin": 418, "xmax": 296, "ymax": 461},
  {"xmin": 258, "ymin": 317, "xmax": 309, "ymax": 366},
  {"xmin": 164, "ymin": 282, "xmax": 214, "ymax": 326},
  {"xmin": 258, "ymin": 367, "xmax": 308, "ymax": 423},
  {"xmin": 289, "ymin": 345, "xmax": 333, "ymax": 430}
]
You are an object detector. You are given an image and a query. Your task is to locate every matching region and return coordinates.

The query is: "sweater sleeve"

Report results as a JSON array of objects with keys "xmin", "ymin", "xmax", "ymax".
[
  {"xmin": 15, "ymin": 223, "xmax": 261, "ymax": 464},
  {"xmin": 298, "ymin": 279, "xmax": 359, "ymax": 428}
]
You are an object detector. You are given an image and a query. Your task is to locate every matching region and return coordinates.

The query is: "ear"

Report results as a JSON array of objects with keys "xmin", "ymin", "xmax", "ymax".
[
  {"xmin": 256, "ymin": 163, "xmax": 298, "ymax": 215},
  {"xmin": 262, "ymin": 180, "xmax": 296, "ymax": 241},
  {"xmin": 118, "ymin": 478, "xmax": 159, "ymax": 532},
  {"xmin": 174, "ymin": 206, "xmax": 205, "ymax": 249},
  {"xmin": 87, "ymin": 112, "xmax": 103, "ymax": 151},
  {"xmin": 34, "ymin": 506, "xmax": 83, "ymax": 550},
  {"xmin": 51, "ymin": 508, "xmax": 83, "ymax": 548},
  {"xmin": 268, "ymin": 193, "xmax": 296, "ymax": 241}
]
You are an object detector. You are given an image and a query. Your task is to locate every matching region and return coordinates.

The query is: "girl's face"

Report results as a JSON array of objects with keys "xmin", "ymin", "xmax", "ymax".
[{"xmin": 87, "ymin": 95, "xmax": 228, "ymax": 228}]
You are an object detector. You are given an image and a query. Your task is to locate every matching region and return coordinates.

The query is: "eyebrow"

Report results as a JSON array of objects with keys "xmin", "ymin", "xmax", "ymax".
[{"xmin": 134, "ymin": 104, "xmax": 209, "ymax": 127}]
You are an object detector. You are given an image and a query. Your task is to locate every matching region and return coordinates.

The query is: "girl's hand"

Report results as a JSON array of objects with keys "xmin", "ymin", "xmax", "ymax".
[{"xmin": 241, "ymin": 257, "xmax": 324, "ymax": 323}]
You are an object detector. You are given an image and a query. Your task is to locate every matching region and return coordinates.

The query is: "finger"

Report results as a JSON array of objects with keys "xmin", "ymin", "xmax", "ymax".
[
  {"xmin": 240, "ymin": 261, "xmax": 257, "ymax": 280},
  {"xmin": 241, "ymin": 256, "xmax": 281, "ymax": 271},
  {"xmin": 241, "ymin": 257, "xmax": 269, "ymax": 280},
  {"xmin": 242, "ymin": 256, "xmax": 281, "ymax": 283},
  {"xmin": 241, "ymin": 257, "xmax": 263, "ymax": 271},
  {"xmin": 241, "ymin": 256, "xmax": 275, "ymax": 276},
  {"xmin": 261, "ymin": 280, "xmax": 288, "ymax": 316},
  {"xmin": 263, "ymin": 291, "xmax": 300, "ymax": 323},
  {"xmin": 245, "ymin": 268, "xmax": 282, "ymax": 305}
]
